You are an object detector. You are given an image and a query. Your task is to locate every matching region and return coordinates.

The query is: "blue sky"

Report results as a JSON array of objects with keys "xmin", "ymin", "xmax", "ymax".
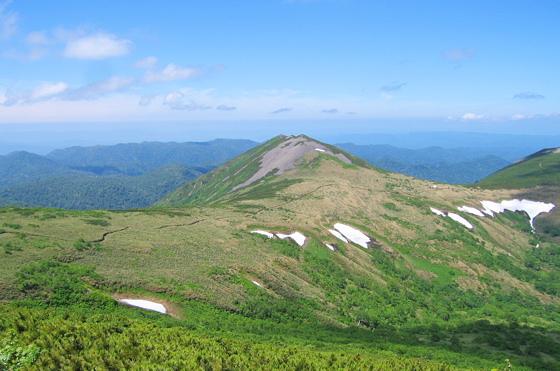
[{"xmin": 0, "ymin": 0, "xmax": 559, "ymax": 148}]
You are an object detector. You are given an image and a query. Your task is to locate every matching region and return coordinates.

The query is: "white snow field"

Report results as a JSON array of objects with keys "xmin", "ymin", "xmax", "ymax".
[
  {"xmin": 480, "ymin": 199, "xmax": 555, "ymax": 228},
  {"xmin": 447, "ymin": 213, "xmax": 474, "ymax": 229},
  {"xmin": 430, "ymin": 207, "xmax": 446, "ymax": 216},
  {"xmin": 433, "ymin": 199, "xmax": 555, "ymax": 231},
  {"xmin": 430, "ymin": 208, "xmax": 473, "ymax": 229},
  {"xmin": 276, "ymin": 231, "xmax": 307, "ymax": 246},
  {"xmin": 333, "ymin": 223, "xmax": 370, "ymax": 248},
  {"xmin": 328, "ymin": 229, "xmax": 349, "ymax": 243},
  {"xmin": 325, "ymin": 244, "xmax": 336, "ymax": 251},
  {"xmin": 457, "ymin": 206, "xmax": 485, "ymax": 217},
  {"xmin": 119, "ymin": 299, "xmax": 167, "ymax": 314},
  {"xmin": 251, "ymin": 230, "xmax": 274, "ymax": 238}
]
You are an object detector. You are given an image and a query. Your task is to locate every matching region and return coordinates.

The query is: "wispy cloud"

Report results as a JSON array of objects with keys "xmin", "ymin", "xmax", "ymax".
[
  {"xmin": 30, "ymin": 82, "xmax": 69, "ymax": 100},
  {"xmin": 461, "ymin": 113, "xmax": 485, "ymax": 121},
  {"xmin": 379, "ymin": 82, "xmax": 406, "ymax": 92},
  {"xmin": 442, "ymin": 48, "xmax": 475, "ymax": 62},
  {"xmin": 513, "ymin": 92, "xmax": 545, "ymax": 100},
  {"xmin": 0, "ymin": 0, "xmax": 17, "ymax": 40},
  {"xmin": 321, "ymin": 108, "xmax": 338, "ymax": 114},
  {"xmin": 271, "ymin": 107, "xmax": 292, "ymax": 114},
  {"xmin": 67, "ymin": 76, "xmax": 134, "ymax": 99},
  {"xmin": 443, "ymin": 48, "xmax": 475, "ymax": 68},
  {"xmin": 216, "ymin": 104, "xmax": 236, "ymax": 111},
  {"xmin": 2, "ymin": 81, "xmax": 69, "ymax": 106},
  {"xmin": 133, "ymin": 56, "xmax": 159, "ymax": 69},
  {"xmin": 63, "ymin": 32, "xmax": 132, "ymax": 60},
  {"xmin": 142, "ymin": 63, "xmax": 200, "ymax": 83},
  {"xmin": 163, "ymin": 91, "xmax": 212, "ymax": 111}
]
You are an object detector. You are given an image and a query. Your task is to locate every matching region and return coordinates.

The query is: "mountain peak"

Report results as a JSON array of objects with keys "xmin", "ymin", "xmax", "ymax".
[
  {"xmin": 231, "ymin": 134, "xmax": 351, "ymax": 192},
  {"xmin": 155, "ymin": 134, "xmax": 371, "ymax": 206}
]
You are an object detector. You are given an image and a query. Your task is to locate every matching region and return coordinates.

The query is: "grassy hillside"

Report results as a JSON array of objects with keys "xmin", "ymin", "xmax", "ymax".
[
  {"xmin": 475, "ymin": 147, "xmax": 560, "ymax": 244},
  {"xmin": 475, "ymin": 148, "xmax": 560, "ymax": 189},
  {"xmin": 1, "ymin": 137, "xmax": 560, "ymax": 369}
]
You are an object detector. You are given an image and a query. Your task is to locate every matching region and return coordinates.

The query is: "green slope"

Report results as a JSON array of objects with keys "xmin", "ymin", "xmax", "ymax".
[{"xmin": 475, "ymin": 147, "xmax": 560, "ymax": 189}]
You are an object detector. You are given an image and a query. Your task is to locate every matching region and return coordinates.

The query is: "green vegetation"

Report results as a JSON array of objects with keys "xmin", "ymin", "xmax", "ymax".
[{"xmin": 475, "ymin": 148, "xmax": 560, "ymax": 189}]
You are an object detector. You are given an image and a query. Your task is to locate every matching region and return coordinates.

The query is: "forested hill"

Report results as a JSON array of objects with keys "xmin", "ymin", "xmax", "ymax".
[
  {"xmin": 45, "ymin": 138, "xmax": 259, "ymax": 172},
  {"xmin": 0, "ymin": 139, "xmax": 259, "ymax": 209}
]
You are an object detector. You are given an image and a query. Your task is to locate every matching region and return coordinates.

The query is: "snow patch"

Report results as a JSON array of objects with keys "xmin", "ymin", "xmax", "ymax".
[
  {"xmin": 430, "ymin": 207, "xmax": 473, "ymax": 229},
  {"xmin": 457, "ymin": 206, "xmax": 485, "ymax": 217},
  {"xmin": 430, "ymin": 207, "xmax": 446, "ymax": 216},
  {"xmin": 251, "ymin": 230, "xmax": 274, "ymax": 238},
  {"xmin": 252, "ymin": 281, "xmax": 262, "ymax": 287},
  {"xmin": 315, "ymin": 148, "xmax": 326, "ymax": 152},
  {"xmin": 119, "ymin": 299, "xmax": 167, "ymax": 314},
  {"xmin": 333, "ymin": 223, "xmax": 370, "ymax": 249},
  {"xmin": 276, "ymin": 231, "xmax": 307, "ymax": 246},
  {"xmin": 329, "ymin": 229, "xmax": 348, "ymax": 243},
  {"xmin": 325, "ymin": 244, "xmax": 336, "ymax": 251},
  {"xmin": 447, "ymin": 213, "xmax": 474, "ymax": 229},
  {"xmin": 481, "ymin": 199, "xmax": 555, "ymax": 228}
]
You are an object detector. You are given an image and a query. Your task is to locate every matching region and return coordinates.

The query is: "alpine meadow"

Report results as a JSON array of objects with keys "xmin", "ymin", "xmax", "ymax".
[{"xmin": 1, "ymin": 134, "xmax": 560, "ymax": 370}]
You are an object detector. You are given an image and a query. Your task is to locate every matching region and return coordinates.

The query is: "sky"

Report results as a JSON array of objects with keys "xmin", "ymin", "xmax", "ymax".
[{"xmin": 0, "ymin": 0, "xmax": 559, "ymax": 150}]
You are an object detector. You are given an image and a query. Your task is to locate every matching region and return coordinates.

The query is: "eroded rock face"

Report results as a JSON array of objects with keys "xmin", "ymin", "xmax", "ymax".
[{"xmin": 232, "ymin": 135, "xmax": 351, "ymax": 191}]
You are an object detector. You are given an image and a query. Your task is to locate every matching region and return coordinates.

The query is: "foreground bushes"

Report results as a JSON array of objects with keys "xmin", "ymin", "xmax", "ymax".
[{"xmin": 0, "ymin": 306, "xmax": 456, "ymax": 370}]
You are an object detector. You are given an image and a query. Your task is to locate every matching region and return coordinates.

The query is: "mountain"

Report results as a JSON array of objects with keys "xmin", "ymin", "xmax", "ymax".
[
  {"xmin": 156, "ymin": 134, "xmax": 375, "ymax": 206},
  {"xmin": 0, "ymin": 151, "xmax": 86, "ymax": 189},
  {"xmin": 45, "ymin": 138, "xmax": 259, "ymax": 174},
  {"xmin": 362, "ymin": 155, "xmax": 509, "ymax": 184},
  {"xmin": 1, "ymin": 135, "xmax": 560, "ymax": 369}
]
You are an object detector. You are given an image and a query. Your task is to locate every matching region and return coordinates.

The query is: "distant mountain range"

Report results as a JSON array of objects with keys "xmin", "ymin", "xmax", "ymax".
[
  {"xmin": 0, "ymin": 139, "xmax": 258, "ymax": 209},
  {"xmin": 0, "ymin": 135, "xmax": 552, "ymax": 209}
]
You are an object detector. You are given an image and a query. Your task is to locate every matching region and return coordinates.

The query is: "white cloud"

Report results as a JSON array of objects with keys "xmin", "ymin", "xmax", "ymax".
[
  {"xmin": 163, "ymin": 91, "xmax": 211, "ymax": 111},
  {"xmin": 461, "ymin": 113, "xmax": 485, "ymax": 121},
  {"xmin": 142, "ymin": 63, "xmax": 200, "ymax": 83},
  {"xmin": 25, "ymin": 31, "xmax": 50, "ymax": 45},
  {"xmin": 0, "ymin": 0, "xmax": 17, "ymax": 40},
  {"xmin": 512, "ymin": 114, "xmax": 526, "ymax": 120},
  {"xmin": 30, "ymin": 82, "xmax": 68, "ymax": 100},
  {"xmin": 63, "ymin": 32, "xmax": 132, "ymax": 59},
  {"xmin": 133, "ymin": 56, "xmax": 158, "ymax": 69}
]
